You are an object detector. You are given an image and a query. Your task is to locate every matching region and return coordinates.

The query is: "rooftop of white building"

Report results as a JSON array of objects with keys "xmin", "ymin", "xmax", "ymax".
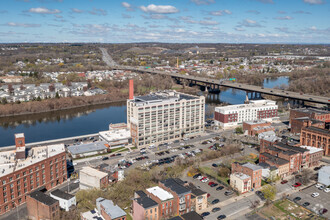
[
  {"xmin": 80, "ymin": 166, "xmax": 108, "ymax": 179},
  {"xmin": 0, "ymin": 144, "xmax": 65, "ymax": 178},
  {"xmin": 99, "ymin": 129, "xmax": 131, "ymax": 142},
  {"xmin": 299, "ymin": 145, "xmax": 324, "ymax": 154},
  {"xmin": 232, "ymin": 172, "xmax": 251, "ymax": 180},
  {"xmin": 244, "ymin": 120, "xmax": 268, "ymax": 125},
  {"xmin": 146, "ymin": 186, "xmax": 174, "ymax": 201},
  {"xmin": 215, "ymin": 100, "xmax": 277, "ymax": 112}
]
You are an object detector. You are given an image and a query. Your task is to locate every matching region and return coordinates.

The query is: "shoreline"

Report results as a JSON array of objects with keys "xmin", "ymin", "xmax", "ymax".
[{"xmin": 0, "ymin": 99, "xmax": 127, "ymax": 118}]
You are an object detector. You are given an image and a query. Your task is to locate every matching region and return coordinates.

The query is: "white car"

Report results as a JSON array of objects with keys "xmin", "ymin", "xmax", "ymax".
[
  {"xmin": 183, "ymin": 138, "xmax": 189, "ymax": 141},
  {"xmin": 201, "ymin": 178, "xmax": 209, "ymax": 183},
  {"xmin": 324, "ymin": 188, "xmax": 330, "ymax": 193},
  {"xmin": 315, "ymin": 183, "xmax": 323, "ymax": 188},
  {"xmin": 197, "ymin": 175, "xmax": 204, "ymax": 180},
  {"xmin": 180, "ymin": 143, "xmax": 185, "ymax": 146},
  {"xmin": 311, "ymin": 192, "xmax": 320, "ymax": 198}
]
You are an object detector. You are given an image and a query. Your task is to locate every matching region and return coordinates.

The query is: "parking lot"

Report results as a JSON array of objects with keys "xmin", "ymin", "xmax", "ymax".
[{"xmin": 289, "ymin": 184, "xmax": 330, "ymax": 219}]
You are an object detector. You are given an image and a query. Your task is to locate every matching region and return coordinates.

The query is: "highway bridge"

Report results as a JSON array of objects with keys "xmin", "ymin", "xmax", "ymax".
[{"xmin": 112, "ymin": 66, "xmax": 330, "ymax": 107}]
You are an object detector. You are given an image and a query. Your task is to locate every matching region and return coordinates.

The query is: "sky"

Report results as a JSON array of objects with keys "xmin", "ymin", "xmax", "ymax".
[{"xmin": 0, "ymin": 0, "xmax": 329, "ymax": 43}]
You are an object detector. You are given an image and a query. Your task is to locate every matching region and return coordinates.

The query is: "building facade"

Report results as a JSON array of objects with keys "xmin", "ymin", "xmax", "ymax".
[
  {"xmin": 127, "ymin": 91, "xmax": 205, "ymax": 147},
  {"xmin": 50, "ymin": 189, "xmax": 76, "ymax": 212},
  {"xmin": 133, "ymin": 191, "xmax": 159, "ymax": 220},
  {"xmin": 231, "ymin": 162, "xmax": 262, "ymax": 189},
  {"xmin": 318, "ymin": 166, "xmax": 330, "ymax": 186},
  {"xmin": 79, "ymin": 167, "xmax": 109, "ymax": 189},
  {"xmin": 290, "ymin": 108, "xmax": 330, "ymax": 126},
  {"xmin": 230, "ymin": 172, "xmax": 251, "ymax": 194},
  {"xmin": 0, "ymin": 134, "xmax": 67, "ymax": 215},
  {"xmin": 300, "ymin": 126, "xmax": 330, "ymax": 156},
  {"xmin": 243, "ymin": 120, "xmax": 273, "ymax": 136},
  {"xmin": 26, "ymin": 190, "xmax": 59, "ymax": 220},
  {"xmin": 214, "ymin": 100, "xmax": 278, "ymax": 128},
  {"xmin": 146, "ymin": 186, "xmax": 174, "ymax": 219}
]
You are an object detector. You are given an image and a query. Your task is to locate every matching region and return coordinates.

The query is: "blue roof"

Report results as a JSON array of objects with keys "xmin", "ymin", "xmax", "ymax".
[{"xmin": 96, "ymin": 197, "xmax": 126, "ymax": 219}]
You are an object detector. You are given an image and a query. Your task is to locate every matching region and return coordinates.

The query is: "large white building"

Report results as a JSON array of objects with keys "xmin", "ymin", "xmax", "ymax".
[
  {"xmin": 127, "ymin": 91, "xmax": 205, "ymax": 147},
  {"xmin": 214, "ymin": 100, "xmax": 278, "ymax": 128}
]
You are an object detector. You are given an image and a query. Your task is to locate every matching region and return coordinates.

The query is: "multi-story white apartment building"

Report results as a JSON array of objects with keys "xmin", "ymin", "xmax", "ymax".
[
  {"xmin": 127, "ymin": 91, "xmax": 205, "ymax": 147},
  {"xmin": 214, "ymin": 100, "xmax": 278, "ymax": 128}
]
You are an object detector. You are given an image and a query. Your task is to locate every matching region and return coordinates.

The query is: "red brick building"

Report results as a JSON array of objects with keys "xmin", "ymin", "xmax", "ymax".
[
  {"xmin": 231, "ymin": 162, "xmax": 263, "ymax": 189},
  {"xmin": 26, "ymin": 190, "xmax": 59, "ymax": 220},
  {"xmin": 0, "ymin": 134, "xmax": 67, "ymax": 215},
  {"xmin": 243, "ymin": 120, "xmax": 274, "ymax": 136},
  {"xmin": 146, "ymin": 186, "xmax": 174, "ymax": 219},
  {"xmin": 290, "ymin": 117, "xmax": 325, "ymax": 134},
  {"xmin": 290, "ymin": 108, "xmax": 330, "ymax": 133},
  {"xmin": 300, "ymin": 126, "xmax": 330, "ymax": 156},
  {"xmin": 159, "ymin": 178, "xmax": 192, "ymax": 216}
]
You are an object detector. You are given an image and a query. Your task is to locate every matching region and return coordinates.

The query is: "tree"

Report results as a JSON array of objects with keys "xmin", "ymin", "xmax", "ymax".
[
  {"xmin": 55, "ymin": 92, "xmax": 60, "ymax": 99},
  {"xmin": 261, "ymin": 185, "xmax": 277, "ymax": 201},
  {"xmin": 1, "ymin": 97, "xmax": 7, "ymax": 104},
  {"xmin": 300, "ymin": 168, "xmax": 313, "ymax": 185},
  {"xmin": 218, "ymin": 167, "xmax": 231, "ymax": 177},
  {"xmin": 235, "ymin": 126, "xmax": 243, "ymax": 134}
]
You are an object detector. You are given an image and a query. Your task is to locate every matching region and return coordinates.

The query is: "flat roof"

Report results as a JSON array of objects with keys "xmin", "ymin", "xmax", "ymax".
[
  {"xmin": 215, "ymin": 99, "xmax": 277, "ymax": 112},
  {"xmin": 96, "ymin": 198, "xmax": 126, "ymax": 219},
  {"xmin": 50, "ymin": 189, "xmax": 75, "ymax": 200},
  {"xmin": 319, "ymin": 166, "xmax": 330, "ymax": 175},
  {"xmin": 80, "ymin": 166, "xmax": 108, "ymax": 179},
  {"xmin": 29, "ymin": 191, "xmax": 58, "ymax": 206},
  {"xmin": 146, "ymin": 186, "xmax": 174, "ymax": 201},
  {"xmin": 0, "ymin": 144, "xmax": 65, "ymax": 178},
  {"xmin": 242, "ymin": 162, "xmax": 263, "ymax": 171},
  {"xmin": 261, "ymin": 153, "xmax": 289, "ymax": 165},
  {"xmin": 15, "ymin": 133, "xmax": 24, "ymax": 138},
  {"xmin": 67, "ymin": 141, "xmax": 107, "ymax": 155},
  {"xmin": 303, "ymin": 126, "xmax": 330, "ymax": 135},
  {"xmin": 181, "ymin": 211, "xmax": 203, "ymax": 220},
  {"xmin": 244, "ymin": 120, "xmax": 268, "ymax": 125},
  {"xmin": 275, "ymin": 142, "xmax": 309, "ymax": 153},
  {"xmin": 80, "ymin": 210, "xmax": 103, "ymax": 220},
  {"xmin": 232, "ymin": 172, "xmax": 251, "ymax": 180},
  {"xmin": 300, "ymin": 145, "xmax": 324, "ymax": 154},
  {"xmin": 161, "ymin": 178, "xmax": 191, "ymax": 195},
  {"xmin": 99, "ymin": 129, "xmax": 131, "ymax": 142},
  {"xmin": 135, "ymin": 196, "xmax": 158, "ymax": 209},
  {"xmin": 292, "ymin": 108, "xmax": 329, "ymax": 115}
]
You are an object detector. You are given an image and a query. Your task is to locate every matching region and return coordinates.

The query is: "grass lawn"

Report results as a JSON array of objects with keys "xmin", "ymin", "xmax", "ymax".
[{"xmin": 258, "ymin": 199, "xmax": 326, "ymax": 220}]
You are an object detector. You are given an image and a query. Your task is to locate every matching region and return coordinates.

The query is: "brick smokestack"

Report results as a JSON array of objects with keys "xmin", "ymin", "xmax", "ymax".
[
  {"xmin": 15, "ymin": 133, "xmax": 26, "ymax": 160},
  {"xmin": 129, "ymin": 79, "xmax": 134, "ymax": 100}
]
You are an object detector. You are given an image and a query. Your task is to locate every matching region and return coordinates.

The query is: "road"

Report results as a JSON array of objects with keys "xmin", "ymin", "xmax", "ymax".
[{"xmin": 100, "ymin": 47, "xmax": 117, "ymax": 67}]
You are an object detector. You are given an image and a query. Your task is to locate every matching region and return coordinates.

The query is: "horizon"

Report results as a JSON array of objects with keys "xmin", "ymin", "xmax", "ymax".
[{"xmin": 0, "ymin": 0, "xmax": 329, "ymax": 44}]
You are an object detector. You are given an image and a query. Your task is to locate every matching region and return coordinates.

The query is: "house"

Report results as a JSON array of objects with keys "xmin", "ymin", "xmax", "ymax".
[
  {"xmin": 133, "ymin": 191, "xmax": 159, "ymax": 220},
  {"xmin": 185, "ymin": 183, "xmax": 207, "ymax": 212},
  {"xmin": 79, "ymin": 166, "xmax": 109, "ymax": 189},
  {"xmin": 231, "ymin": 162, "xmax": 263, "ymax": 189},
  {"xmin": 96, "ymin": 197, "xmax": 127, "ymax": 220},
  {"xmin": 50, "ymin": 189, "xmax": 76, "ymax": 211},
  {"xmin": 159, "ymin": 178, "xmax": 192, "ymax": 215},
  {"xmin": 230, "ymin": 172, "xmax": 251, "ymax": 194},
  {"xmin": 26, "ymin": 191, "xmax": 60, "ymax": 220},
  {"xmin": 146, "ymin": 186, "xmax": 174, "ymax": 219}
]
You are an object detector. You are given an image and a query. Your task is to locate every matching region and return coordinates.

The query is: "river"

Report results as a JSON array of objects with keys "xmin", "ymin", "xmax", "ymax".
[{"xmin": 0, "ymin": 77, "xmax": 289, "ymax": 147}]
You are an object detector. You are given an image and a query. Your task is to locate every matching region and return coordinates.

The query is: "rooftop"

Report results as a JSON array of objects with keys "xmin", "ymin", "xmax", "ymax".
[
  {"xmin": 258, "ymin": 131, "xmax": 281, "ymax": 143},
  {"xmin": 135, "ymin": 190, "xmax": 147, "ymax": 198},
  {"xmin": 0, "ymin": 144, "xmax": 65, "ymax": 178},
  {"xmin": 215, "ymin": 99, "xmax": 277, "ymax": 111},
  {"xmin": 96, "ymin": 198, "xmax": 126, "ymax": 219},
  {"xmin": 67, "ymin": 141, "xmax": 107, "ymax": 155},
  {"xmin": 319, "ymin": 165, "xmax": 330, "ymax": 175},
  {"xmin": 303, "ymin": 126, "xmax": 330, "ymax": 135},
  {"xmin": 80, "ymin": 209, "xmax": 104, "ymax": 220},
  {"xmin": 50, "ymin": 189, "xmax": 75, "ymax": 200},
  {"xmin": 261, "ymin": 153, "xmax": 289, "ymax": 166},
  {"xmin": 292, "ymin": 108, "xmax": 329, "ymax": 115},
  {"xmin": 275, "ymin": 142, "xmax": 309, "ymax": 153},
  {"xmin": 232, "ymin": 172, "xmax": 251, "ymax": 180},
  {"xmin": 99, "ymin": 129, "xmax": 131, "ymax": 142},
  {"xmin": 15, "ymin": 133, "xmax": 24, "ymax": 138},
  {"xmin": 161, "ymin": 178, "xmax": 190, "ymax": 195},
  {"xmin": 300, "ymin": 145, "xmax": 324, "ymax": 154},
  {"xmin": 130, "ymin": 90, "xmax": 200, "ymax": 106},
  {"xmin": 29, "ymin": 191, "xmax": 58, "ymax": 206},
  {"xmin": 181, "ymin": 211, "xmax": 204, "ymax": 220},
  {"xmin": 146, "ymin": 186, "xmax": 174, "ymax": 201},
  {"xmin": 80, "ymin": 166, "xmax": 108, "ymax": 179},
  {"xmin": 244, "ymin": 120, "xmax": 269, "ymax": 125},
  {"xmin": 135, "ymin": 196, "xmax": 158, "ymax": 209},
  {"xmin": 242, "ymin": 162, "xmax": 263, "ymax": 171}
]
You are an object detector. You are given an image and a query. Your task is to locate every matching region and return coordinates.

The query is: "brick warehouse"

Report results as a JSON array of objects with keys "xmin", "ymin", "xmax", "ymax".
[
  {"xmin": 300, "ymin": 126, "xmax": 330, "ymax": 156},
  {"xmin": 0, "ymin": 134, "xmax": 67, "ymax": 215}
]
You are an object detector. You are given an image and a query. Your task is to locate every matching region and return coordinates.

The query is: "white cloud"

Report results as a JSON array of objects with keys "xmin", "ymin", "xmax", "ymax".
[
  {"xmin": 121, "ymin": 2, "xmax": 135, "ymax": 11},
  {"xmin": 303, "ymin": 0, "xmax": 324, "ymax": 4},
  {"xmin": 246, "ymin": 10, "xmax": 260, "ymax": 15},
  {"xmin": 88, "ymin": 8, "xmax": 107, "ymax": 16},
  {"xmin": 235, "ymin": 27, "xmax": 245, "ymax": 31},
  {"xmin": 140, "ymin": 4, "xmax": 179, "ymax": 14},
  {"xmin": 71, "ymin": 8, "xmax": 83, "ymax": 13},
  {"xmin": 275, "ymin": 16, "xmax": 293, "ymax": 20},
  {"xmin": 209, "ymin": 10, "xmax": 232, "ymax": 16},
  {"xmin": 255, "ymin": 0, "xmax": 274, "ymax": 3},
  {"xmin": 199, "ymin": 20, "xmax": 219, "ymax": 26},
  {"xmin": 5, "ymin": 22, "xmax": 41, "ymax": 28},
  {"xmin": 28, "ymin": 7, "xmax": 61, "ymax": 14},
  {"xmin": 190, "ymin": 0, "xmax": 215, "ymax": 5},
  {"xmin": 238, "ymin": 19, "xmax": 263, "ymax": 28}
]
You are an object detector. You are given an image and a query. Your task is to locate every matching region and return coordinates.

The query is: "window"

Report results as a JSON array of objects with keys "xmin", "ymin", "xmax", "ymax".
[
  {"xmin": 23, "ymin": 172, "xmax": 26, "ymax": 176},
  {"xmin": 9, "ymin": 177, "xmax": 12, "ymax": 182},
  {"xmin": 35, "ymin": 166, "xmax": 39, "ymax": 171},
  {"xmin": 41, "ymin": 164, "xmax": 45, "ymax": 169},
  {"xmin": 3, "ymin": 186, "xmax": 6, "ymax": 191},
  {"xmin": 2, "ymin": 180, "xmax": 6, "ymax": 185},
  {"xmin": 10, "ymin": 184, "xmax": 13, "ymax": 188},
  {"xmin": 3, "ymin": 192, "xmax": 6, "ymax": 197},
  {"xmin": 50, "ymin": 160, "xmax": 53, "ymax": 165},
  {"xmin": 29, "ymin": 169, "xmax": 32, "ymax": 174},
  {"xmin": 42, "ymin": 170, "xmax": 45, "ymax": 174},
  {"xmin": 17, "ymin": 180, "xmax": 20, "ymax": 185},
  {"xmin": 16, "ymin": 174, "xmax": 20, "ymax": 179}
]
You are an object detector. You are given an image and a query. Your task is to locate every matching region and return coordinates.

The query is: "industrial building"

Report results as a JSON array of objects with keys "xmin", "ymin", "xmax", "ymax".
[
  {"xmin": 318, "ymin": 166, "xmax": 330, "ymax": 186},
  {"xmin": 79, "ymin": 166, "xmax": 109, "ymax": 190},
  {"xmin": 127, "ymin": 84, "xmax": 205, "ymax": 147},
  {"xmin": 67, "ymin": 141, "xmax": 109, "ymax": 159},
  {"xmin": 214, "ymin": 100, "xmax": 278, "ymax": 128},
  {"xmin": 0, "ymin": 134, "xmax": 67, "ymax": 215}
]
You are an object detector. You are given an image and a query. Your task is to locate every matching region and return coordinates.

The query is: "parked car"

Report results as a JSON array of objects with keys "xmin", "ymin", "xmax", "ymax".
[
  {"xmin": 293, "ymin": 197, "xmax": 301, "ymax": 202},
  {"xmin": 302, "ymin": 202, "xmax": 310, "ymax": 207},
  {"xmin": 210, "ymin": 183, "xmax": 218, "ymax": 187},
  {"xmin": 207, "ymin": 193, "xmax": 210, "ymax": 198},
  {"xmin": 216, "ymin": 186, "xmax": 224, "ymax": 191},
  {"xmin": 193, "ymin": 173, "xmax": 201, "ymax": 179},
  {"xmin": 281, "ymin": 180, "xmax": 288, "ymax": 184},
  {"xmin": 319, "ymin": 208, "xmax": 328, "ymax": 215},
  {"xmin": 201, "ymin": 212, "xmax": 210, "ymax": 217},
  {"xmin": 217, "ymin": 215, "xmax": 227, "ymax": 219},
  {"xmin": 315, "ymin": 183, "xmax": 323, "ymax": 188},
  {"xmin": 318, "ymin": 185, "xmax": 325, "ymax": 190},
  {"xmin": 224, "ymin": 191, "xmax": 234, "ymax": 196},
  {"xmin": 212, "ymin": 207, "xmax": 221, "ymax": 212},
  {"xmin": 197, "ymin": 176, "xmax": 203, "ymax": 180},
  {"xmin": 212, "ymin": 163, "xmax": 219, "ymax": 167},
  {"xmin": 102, "ymin": 157, "xmax": 109, "ymax": 161},
  {"xmin": 256, "ymin": 191, "xmax": 265, "ymax": 201},
  {"xmin": 208, "ymin": 181, "xmax": 215, "ymax": 186},
  {"xmin": 212, "ymin": 199, "xmax": 220, "ymax": 204},
  {"xmin": 292, "ymin": 182, "xmax": 302, "ymax": 187},
  {"xmin": 311, "ymin": 192, "xmax": 319, "ymax": 198},
  {"xmin": 324, "ymin": 188, "xmax": 330, "ymax": 193}
]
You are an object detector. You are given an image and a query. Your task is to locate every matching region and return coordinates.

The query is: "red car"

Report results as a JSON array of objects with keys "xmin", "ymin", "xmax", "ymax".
[
  {"xmin": 207, "ymin": 193, "xmax": 210, "ymax": 198},
  {"xmin": 281, "ymin": 180, "xmax": 288, "ymax": 184},
  {"xmin": 201, "ymin": 177, "xmax": 207, "ymax": 181},
  {"xmin": 208, "ymin": 182, "xmax": 215, "ymax": 186},
  {"xmin": 293, "ymin": 182, "xmax": 302, "ymax": 187}
]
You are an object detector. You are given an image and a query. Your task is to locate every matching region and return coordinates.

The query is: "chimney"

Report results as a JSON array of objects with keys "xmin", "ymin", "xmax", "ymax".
[
  {"xmin": 15, "ymin": 133, "xmax": 26, "ymax": 160},
  {"xmin": 129, "ymin": 79, "xmax": 134, "ymax": 100}
]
